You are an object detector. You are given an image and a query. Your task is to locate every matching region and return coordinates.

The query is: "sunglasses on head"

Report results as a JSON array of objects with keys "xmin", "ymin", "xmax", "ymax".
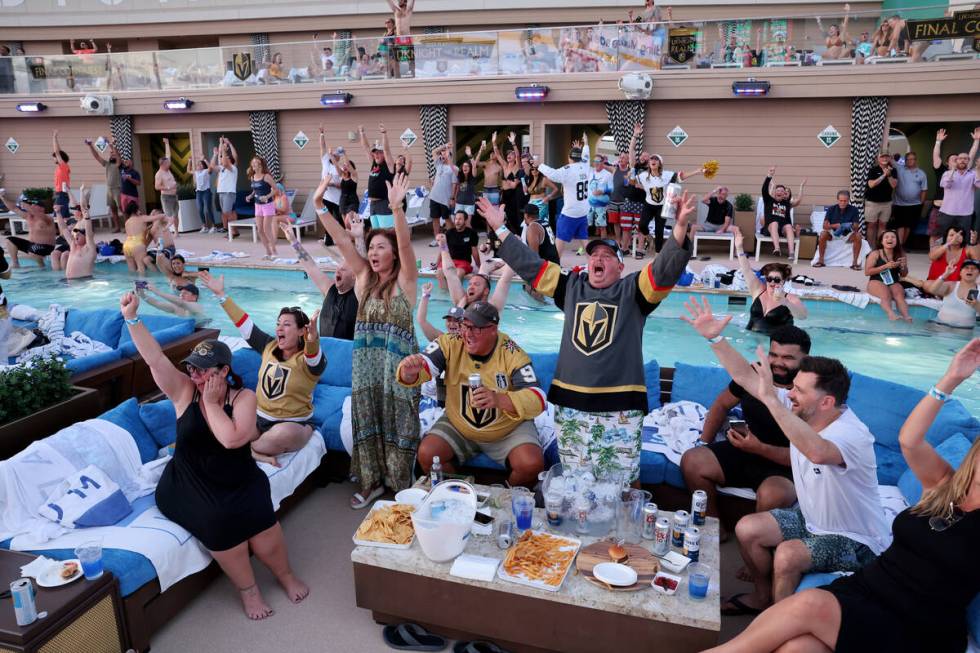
[{"xmin": 766, "ymin": 276, "xmax": 784, "ymax": 284}]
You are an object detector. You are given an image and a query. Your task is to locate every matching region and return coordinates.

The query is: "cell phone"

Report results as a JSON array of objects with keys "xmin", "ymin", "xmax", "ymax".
[
  {"xmin": 968, "ymin": 289, "xmax": 978, "ymax": 302},
  {"xmin": 729, "ymin": 419, "xmax": 748, "ymax": 436},
  {"xmin": 134, "ymin": 280, "xmax": 148, "ymax": 290},
  {"xmin": 197, "ymin": 267, "xmax": 209, "ymax": 272},
  {"xmin": 474, "ymin": 511, "xmax": 494, "ymax": 526}
]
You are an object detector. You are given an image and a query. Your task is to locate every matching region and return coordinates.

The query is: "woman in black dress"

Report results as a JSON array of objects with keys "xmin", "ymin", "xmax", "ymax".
[
  {"xmin": 734, "ymin": 228, "xmax": 807, "ymax": 335},
  {"xmin": 707, "ymin": 338, "xmax": 980, "ymax": 653},
  {"xmin": 119, "ymin": 292, "xmax": 308, "ymax": 620}
]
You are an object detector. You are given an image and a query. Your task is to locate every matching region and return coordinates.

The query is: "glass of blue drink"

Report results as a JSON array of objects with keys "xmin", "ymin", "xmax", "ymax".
[
  {"xmin": 74, "ymin": 540, "xmax": 104, "ymax": 580},
  {"xmin": 687, "ymin": 562, "xmax": 710, "ymax": 600},
  {"xmin": 511, "ymin": 489, "xmax": 535, "ymax": 532}
]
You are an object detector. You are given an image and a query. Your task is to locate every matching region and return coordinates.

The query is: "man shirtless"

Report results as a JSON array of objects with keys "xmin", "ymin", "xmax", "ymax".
[
  {"xmin": 53, "ymin": 186, "xmax": 97, "ymax": 280},
  {"xmin": 386, "ymin": 0, "xmax": 416, "ymax": 77},
  {"xmin": 146, "ymin": 213, "xmax": 178, "ymax": 276},
  {"xmin": 478, "ymin": 133, "xmax": 503, "ymax": 206},
  {"xmin": 0, "ymin": 190, "xmax": 56, "ymax": 269}
]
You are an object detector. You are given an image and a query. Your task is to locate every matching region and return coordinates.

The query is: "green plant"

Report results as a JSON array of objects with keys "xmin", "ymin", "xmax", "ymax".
[
  {"xmin": 22, "ymin": 187, "xmax": 54, "ymax": 204},
  {"xmin": 177, "ymin": 183, "xmax": 196, "ymax": 201},
  {"xmin": 734, "ymin": 193, "xmax": 754, "ymax": 212},
  {"xmin": 0, "ymin": 355, "xmax": 73, "ymax": 426}
]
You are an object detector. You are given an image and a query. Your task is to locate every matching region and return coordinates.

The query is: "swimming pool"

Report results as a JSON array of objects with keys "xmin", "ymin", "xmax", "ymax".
[{"xmin": 6, "ymin": 263, "xmax": 979, "ymax": 414}]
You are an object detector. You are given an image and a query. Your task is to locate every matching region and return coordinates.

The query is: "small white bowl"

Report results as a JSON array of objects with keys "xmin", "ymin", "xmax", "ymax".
[
  {"xmin": 394, "ymin": 488, "xmax": 428, "ymax": 506},
  {"xmin": 658, "ymin": 550, "xmax": 692, "ymax": 574},
  {"xmin": 593, "ymin": 562, "xmax": 638, "ymax": 587},
  {"xmin": 651, "ymin": 571, "xmax": 682, "ymax": 595}
]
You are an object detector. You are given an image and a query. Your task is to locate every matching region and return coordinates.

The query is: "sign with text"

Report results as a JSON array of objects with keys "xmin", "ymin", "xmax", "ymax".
[
  {"xmin": 94, "ymin": 136, "xmax": 109, "ymax": 153},
  {"xmin": 5, "ymin": 138, "xmax": 19, "ymax": 155},
  {"xmin": 818, "ymin": 125, "xmax": 841, "ymax": 148},
  {"xmin": 908, "ymin": 10, "xmax": 980, "ymax": 42},
  {"xmin": 400, "ymin": 128, "xmax": 417, "ymax": 148},
  {"xmin": 667, "ymin": 126, "xmax": 688, "ymax": 147},
  {"xmin": 293, "ymin": 131, "xmax": 309, "ymax": 150},
  {"xmin": 668, "ymin": 28, "xmax": 698, "ymax": 64}
]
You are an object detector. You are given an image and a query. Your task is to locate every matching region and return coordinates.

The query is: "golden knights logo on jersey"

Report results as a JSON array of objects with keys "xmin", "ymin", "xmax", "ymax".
[
  {"xmin": 460, "ymin": 385, "xmax": 497, "ymax": 430},
  {"xmin": 572, "ymin": 301, "xmax": 618, "ymax": 355},
  {"xmin": 260, "ymin": 363, "xmax": 290, "ymax": 400}
]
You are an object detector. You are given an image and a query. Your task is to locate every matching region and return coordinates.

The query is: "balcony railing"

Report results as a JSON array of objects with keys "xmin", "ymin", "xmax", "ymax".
[{"xmin": 0, "ymin": 4, "xmax": 973, "ymax": 97}]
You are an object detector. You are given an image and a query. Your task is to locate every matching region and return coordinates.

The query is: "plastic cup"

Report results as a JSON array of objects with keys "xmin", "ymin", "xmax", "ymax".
[
  {"xmin": 74, "ymin": 540, "xmax": 104, "ymax": 580},
  {"xmin": 687, "ymin": 563, "xmax": 710, "ymax": 600},
  {"xmin": 512, "ymin": 493, "xmax": 534, "ymax": 531}
]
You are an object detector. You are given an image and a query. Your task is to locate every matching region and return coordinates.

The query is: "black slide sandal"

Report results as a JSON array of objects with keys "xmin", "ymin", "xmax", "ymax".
[
  {"xmin": 720, "ymin": 593, "xmax": 764, "ymax": 616},
  {"xmin": 453, "ymin": 641, "xmax": 512, "ymax": 653},
  {"xmin": 382, "ymin": 623, "xmax": 448, "ymax": 651}
]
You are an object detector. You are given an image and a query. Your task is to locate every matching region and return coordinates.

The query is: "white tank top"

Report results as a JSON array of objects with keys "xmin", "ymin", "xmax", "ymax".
[{"xmin": 937, "ymin": 283, "xmax": 977, "ymax": 328}]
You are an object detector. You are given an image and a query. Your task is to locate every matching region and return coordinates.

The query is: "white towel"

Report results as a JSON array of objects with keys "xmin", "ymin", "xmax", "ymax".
[{"xmin": 9, "ymin": 304, "xmax": 40, "ymax": 321}]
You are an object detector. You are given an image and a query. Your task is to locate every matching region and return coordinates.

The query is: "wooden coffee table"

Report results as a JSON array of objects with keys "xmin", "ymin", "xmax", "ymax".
[
  {"xmin": 351, "ymin": 486, "xmax": 720, "ymax": 653},
  {"xmin": 0, "ymin": 550, "xmax": 127, "ymax": 653}
]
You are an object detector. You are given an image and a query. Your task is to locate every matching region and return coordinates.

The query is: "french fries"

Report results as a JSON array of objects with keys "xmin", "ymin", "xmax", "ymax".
[
  {"xmin": 502, "ymin": 531, "xmax": 577, "ymax": 586},
  {"xmin": 355, "ymin": 504, "xmax": 415, "ymax": 545}
]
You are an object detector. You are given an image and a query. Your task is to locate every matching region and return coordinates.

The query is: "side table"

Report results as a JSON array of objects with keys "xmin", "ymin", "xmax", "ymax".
[{"xmin": 0, "ymin": 550, "xmax": 128, "ymax": 653}]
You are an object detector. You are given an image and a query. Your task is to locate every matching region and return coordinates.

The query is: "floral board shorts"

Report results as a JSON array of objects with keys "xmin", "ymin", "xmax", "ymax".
[
  {"xmin": 770, "ymin": 506, "xmax": 877, "ymax": 572},
  {"xmin": 555, "ymin": 406, "xmax": 644, "ymax": 483}
]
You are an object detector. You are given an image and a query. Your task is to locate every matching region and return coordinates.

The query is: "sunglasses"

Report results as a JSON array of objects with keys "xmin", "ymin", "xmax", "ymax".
[
  {"xmin": 460, "ymin": 323, "xmax": 491, "ymax": 333},
  {"xmin": 929, "ymin": 502, "xmax": 964, "ymax": 532},
  {"xmin": 185, "ymin": 364, "xmax": 210, "ymax": 376},
  {"xmin": 766, "ymin": 276, "xmax": 784, "ymax": 284}
]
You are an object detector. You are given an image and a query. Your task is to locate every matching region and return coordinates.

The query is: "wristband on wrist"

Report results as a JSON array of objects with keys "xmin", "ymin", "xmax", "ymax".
[
  {"xmin": 439, "ymin": 245, "xmax": 448, "ymax": 252},
  {"xmin": 125, "ymin": 317, "xmax": 141, "ymax": 326},
  {"xmin": 707, "ymin": 335, "xmax": 724, "ymax": 344},
  {"xmin": 218, "ymin": 295, "xmax": 228, "ymax": 305},
  {"xmin": 495, "ymin": 225, "xmax": 509, "ymax": 237},
  {"xmin": 928, "ymin": 386, "xmax": 950, "ymax": 402},
  {"xmin": 422, "ymin": 292, "xmax": 431, "ymax": 299}
]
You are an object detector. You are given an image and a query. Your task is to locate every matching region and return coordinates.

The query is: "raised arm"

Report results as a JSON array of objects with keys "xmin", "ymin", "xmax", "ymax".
[
  {"xmin": 163, "ymin": 137, "xmax": 171, "ymax": 162},
  {"xmin": 933, "ymin": 129, "xmax": 946, "ymax": 169},
  {"xmin": 898, "ymin": 339, "xmax": 980, "ymax": 491},
  {"xmin": 489, "ymin": 265, "xmax": 515, "ymax": 313},
  {"xmin": 119, "ymin": 292, "xmax": 194, "ymax": 404},
  {"xmin": 225, "ymin": 139, "xmax": 238, "ymax": 166},
  {"xmin": 970, "ymin": 127, "xmax": 980, "ymax": 165},
  {"xmin": 52, "ymin": 130, "xmax": 66, "ymax": 164},
  {"xmin": 436, "ymin": 233, "xmax": 465, "ymax": 305},
  {"xmin": 280, "ymin": 222, "xmax": 334, "ymax": 296},
  {"xmin": 198, "ymin": 271, "xmax": 275, "ymax": 352},
  {"xmin": 790, "ymin": 178, "xmax": 807, "ymax": 207},
  {"xmin": 416, "ymin": 282, "xmax": 444, "ymax": 341},
  {"xmin": 922, "ymin": 269, "xmax": 955, "ymax": 298},
  {"xmin": 318, "ymin": 123, "xmax": 326, "ymax": 159},
  {"xmin": 389, "ymin": 173, "xmax": 418, "ymax": 299},
  {"xmin": 357, "ymin": 124, "xmax": 372, "ymax": 158},
  {"xmin": 314, "ymin": 177, "xmax": 367, "ymax": 277},
  {"xmin": 86, "ymin": 138, "xmax": 107, "ymax": 165},
  {"xmin": 209, "ymin": 146, "xmax": 219, "ymax": 172},
  {"xmin": 380, "ymin": 123, "xmax": 394, "ymax": 166}
]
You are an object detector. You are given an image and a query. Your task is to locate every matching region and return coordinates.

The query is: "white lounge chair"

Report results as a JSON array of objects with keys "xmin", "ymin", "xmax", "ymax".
[
  {"xmin": 85, "ymin": 183, "xmax": 112, "ymax": 230},
  {"xmin": 754, "ymin": 197, "xmax": 799, "ymax": 264},
  {"xmin": 228, "ymin": 189, "xmax": 300, "ymax": 243},
  {"xmin": 692, "ymin": 202, "xmax": 735, "ymax": 259}
]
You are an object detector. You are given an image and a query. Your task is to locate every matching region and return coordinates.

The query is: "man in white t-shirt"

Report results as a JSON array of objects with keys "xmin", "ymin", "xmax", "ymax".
[
  {"xmin": 683, "ymin": 297, "xmax": 891, "ymax": 615},
  {"xmin": 538, "ymin": 135, "xmax": 590, "ymax": 260},
  {"xmin": 318, "ymin": 126, "xmax": 345, "ymax": 246},
  {"xmin": 215, "ymin": 136, "xmax": 239, "ymax": 233},
  {"xmin": 428, "ymin": 142, "xmax": 457, "ymax": 246}
]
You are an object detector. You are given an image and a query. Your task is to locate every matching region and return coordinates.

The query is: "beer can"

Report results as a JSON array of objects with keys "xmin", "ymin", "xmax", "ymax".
[
  {"xmin": 496, "ymin": 519, "xmax": 514, "ymax": 549},
  {"xmin": 468, "ymin": 373, "xmax": 483, "ymax": 389},
  {"xmin": 691, "ymin": 489, "xmax": 708, "ymax": 526},
  {"xmin": 11, "ymin": 578, "xmax": 37, "ymax": 627},
  {"xmin": 661, "ymin": 182, "xmax": 682, "ymax": 220},
  {"xmin": 671, "ymin": 510, "xmax": 690, "ymax": 548},
  {"xmin": 653, "ymin": 517, "xmax": 671, "ymax": 556},
  {"xmin": 641, "ymin": 502, "xmax": 659, "ymax": 540},
  {"xmin": 683, "ymin": 526, "xmax": 701, "ymax": 562}
]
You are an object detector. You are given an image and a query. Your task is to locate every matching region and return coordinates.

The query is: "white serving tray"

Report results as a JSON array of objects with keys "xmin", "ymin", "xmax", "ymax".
[{"xmin": 352, "ymin": 500, "xmax": 416, "ymax": 550}]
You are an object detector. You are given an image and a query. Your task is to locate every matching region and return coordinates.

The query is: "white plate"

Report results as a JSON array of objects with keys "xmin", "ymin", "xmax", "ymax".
[
  {"xmin": 352, "ymin": 500, "xmax": 416, "ymax": 550},
  {"xmin": 394, "ymin": 488, "xmax": 428, "ymax": 506},
  {"xmin": 36, "ymin": 559, "xmax": 83, "ymax": 588},
  {"xmin": 651, "ymin": 571, "xmax": 682, "ymax": 595},
  {"xmin": 657, "ymin": 550, "xmax": 692, "ymax": 574},
  {"xmin": 592, "ymin": 562, "xmax": 638, "ymax": 587},
  {"xmin": 497, "ymin": 530, "xmax": 581, "ymax": 593}
]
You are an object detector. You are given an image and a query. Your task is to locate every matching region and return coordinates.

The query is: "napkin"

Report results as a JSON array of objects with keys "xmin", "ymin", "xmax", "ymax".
[
  {"xmin": 450, "ymin": 554, "xmax": 499, "ymax": 582},
  {"xmin": 20, "ymin": 556, "xmax": 60, "ymax": 579}
]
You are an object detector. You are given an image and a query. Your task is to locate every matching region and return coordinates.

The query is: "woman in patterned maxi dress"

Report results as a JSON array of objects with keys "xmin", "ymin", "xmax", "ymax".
[{"xmin": 313, "ymin": 171, "xmax": 420, "ymax": 508}]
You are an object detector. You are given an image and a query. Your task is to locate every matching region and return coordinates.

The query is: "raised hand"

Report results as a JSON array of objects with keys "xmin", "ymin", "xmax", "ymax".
[
  {"xmin": 945, "ymin": 263, "xmax": 958, "ymax": 278},
  {"xmin": 973, "ymin": 127, "xmax": 980, "ymax": 141},
  {"xmin": 349, "ymin": 214, "xmax": 365, "ymax": 239},
  {"xmin": 680, "ymin": 296, "xmax": 732, "ymax": 340},
  {"xmin": 120, "ymin": 292, "xmax": 140, "ymax": 319},
  {"xmin": 491, "ymin": 131, "xmax": 498, "ymax": 144},
  {"xmin": 768, "ymin": 165, "xmax": 776, "ymax": 177},
  {"xmin": 465, "ymin": 145, "xmax": 473, "ymax": 158},
  {"xmin": 421, "ymin": 281, "xmax": 434, "ymax": 295},
  {"xmin": 378, "ymin": 122, "xmax": 386, "ymax": 134},
  {"xmin": 633, "ymin": 123, "xmax": 643, "ymax": 137},
  {"xmin": 476, "ymin": 197, "xmax": 506, "ymax": 231},
  {"xmin": 674, "ymin": 190, "xmax": 696, "ymax": 230},
  {"xmin": 936, "ymin": 128, "xmax": 947, "ymax": 142},
  {"xmin": 386, "ymin": 172, "xmax": 411, "ymax": 206},
  {"xmin": 306, "ymin": 310, "xmax": 320, "ymax": 345},
  {"xmin": 753, "ymin": 344, "xmax": 777, "ymax": 401},
  {"xmin": 508, "ymin": 131, "xmax": 517, "ymax": 144},
  {"xmin": 197, "ymin": 271, "xmax": 225, "ymax": 296},
  {"xmin": 733, "ymin": 226, "xmax": 744, "ymax": 251}
]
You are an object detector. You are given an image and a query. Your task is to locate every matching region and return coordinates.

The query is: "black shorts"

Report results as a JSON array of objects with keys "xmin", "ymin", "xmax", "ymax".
[
  {"xmin": 764, "ymin": 215, "xmax": 791, "ymax": 231},
  {"xmin": 889, "ymin": 204, "xmax": 923, "ymax": 230},
  {"xmin": 7, "ymin": 236, "xmax": 55, "ymax": 257},
  {"xmin": 430, "ymin": 200, "xmax": 452, "ymax": 223},
  {"xmin": 706, "ymin": 439, "xmax": 792, "ymax": 490},
  {"xmin": 54, "ymin": 236, "xmax": 70, "ymax": 253},
  {"xmin": 256, "ymin": 416, "xmax": 318, "ymax": 434}
]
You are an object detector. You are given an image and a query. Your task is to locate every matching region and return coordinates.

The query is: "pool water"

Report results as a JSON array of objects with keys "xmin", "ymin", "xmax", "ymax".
[{"xmin": 6, "ymin": 263, "xmax": 979, "ymax": 414}]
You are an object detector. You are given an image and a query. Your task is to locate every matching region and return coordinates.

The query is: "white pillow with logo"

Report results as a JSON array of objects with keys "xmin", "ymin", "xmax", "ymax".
[{"xmin": 38, "ymin": 465, "xmax": 132, "ymax": 529}]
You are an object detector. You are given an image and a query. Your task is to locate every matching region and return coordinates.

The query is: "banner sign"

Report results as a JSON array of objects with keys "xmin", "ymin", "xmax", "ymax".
[
  {"xmin": 232, "ymin": 52, "xmax": 254, "ymax": 81},
  {"xmin": 908, "ymin": 10, "xmax": 980, "ymax": 41},
  {"xmin": 668, "ymin": 28, "xmax": 698, "ymax": 64}
]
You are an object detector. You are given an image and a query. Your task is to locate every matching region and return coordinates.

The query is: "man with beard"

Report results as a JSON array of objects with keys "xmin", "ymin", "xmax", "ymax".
[
  {"xmin": 85, "ymin": 135, "xmax": 123, "ymax": 232},
  {"xmin": 682, "ymin": 297, "xmax": 890, "ymax": 616},
  {"xmin": 680, "ymin": 325, "xmax": 810, "ymax": 528}
]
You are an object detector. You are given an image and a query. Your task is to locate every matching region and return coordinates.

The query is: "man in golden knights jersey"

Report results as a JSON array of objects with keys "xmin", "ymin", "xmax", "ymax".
[{"xmin": 397, "ymin": 301, "xmax": 546, "ymax": 488}]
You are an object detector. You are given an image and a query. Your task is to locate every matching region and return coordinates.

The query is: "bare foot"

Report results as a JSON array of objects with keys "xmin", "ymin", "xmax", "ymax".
[
  {"xmin": 735, "ymin": 566, "xmax": 754, "ymax": 582},
  {"xmin": 887, "ymin": 313, "xmax": 899, "ymax": 321},
  {"xmin": 239, "ymin": 584, "xmax": 274, "ymax": 620},
  {"xmin": 277, "ymin": 571, "xmax": 309, "ymax": 604},
  {"xmin": 251, "ymin": 449, "xmax": 281, "ymax": 467}
]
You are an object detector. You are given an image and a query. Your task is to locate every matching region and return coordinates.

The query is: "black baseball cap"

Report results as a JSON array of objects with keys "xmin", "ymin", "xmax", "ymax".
[
  {"xmin": 962, "ymin": 259, "xmax": 980, "ymax": 270},
  {"xmin": 569, "ymin": 147, "xmax": 583, "ymax": 161},
  {"xmin": 585, "ymin": 238, "xmax": 624, "ymax": 263},
  {"xmin": 177, "ymin": 284, "xmax": 200, "ymax": 297},
  {"xmin": 442, "ymin": 306, "xmax": 465, "ymax": 320},
  {"xmin": 463, "ymin": 301, "xmax": 499, "ymax": 327},
  {"xmin": 523, "ymin": 203, "xmax": 539, "ymax": 217},
  {"xmin": 181, "ymin": 339, "xmax": 232, "ymax": 369}
]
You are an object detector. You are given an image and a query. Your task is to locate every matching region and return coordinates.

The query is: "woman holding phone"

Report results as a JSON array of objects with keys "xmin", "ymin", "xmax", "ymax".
[
  {"xmin": 865, "ymin": 229, "xmax": 911, "ymax": 322},
  {"xmin": 922, "ymin": 258, "xmax": 980, "ymax": 329}
]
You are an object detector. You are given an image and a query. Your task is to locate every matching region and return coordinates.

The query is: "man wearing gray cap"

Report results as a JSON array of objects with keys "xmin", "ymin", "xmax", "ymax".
[
  {"xmin": 398, "ymin": 301, "xmax": 547, "ymax": 488},
  {"xmin": 477, "ymin": 191, "xmax": 695, "ymax": 484}
]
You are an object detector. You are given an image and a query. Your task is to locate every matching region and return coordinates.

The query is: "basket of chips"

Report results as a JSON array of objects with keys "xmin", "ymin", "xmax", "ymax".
[
  {"xmin": 353, "ymin": 501, "xmax": 416, "ymax": 549},
  {"xmin": 702, "ymin": 160, "xmax": 720, "ymax": 180},
  {"xmin": 411, "ymin": 480, "xmax": 477, "ymax": 562}
]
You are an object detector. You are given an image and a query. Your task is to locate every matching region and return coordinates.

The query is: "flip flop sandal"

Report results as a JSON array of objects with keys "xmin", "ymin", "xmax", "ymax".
[
  {"xmin": 382, "ymin": 623, "xmax": 448, "ymax": 651},
  {"xmin": 850, "ymin": 264, "xmax": 863, "ymax": 271},
  {"xmin": 812, "ymin": 261, "xmax": 825, "ymax": 267},
  {"xmin": 453, "ymin": 641, "xmax": 512, "ymax": 653},
  {"xmin": 720, "ymin": 593, "xmax": 764, "ymax": 616},
  {"xmin": 350, "ymin": 485, "xmax": 385, "ymax": 510}
]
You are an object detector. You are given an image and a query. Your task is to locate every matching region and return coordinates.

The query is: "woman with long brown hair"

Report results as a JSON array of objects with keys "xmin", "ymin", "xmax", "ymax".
[
  {"xmin": 865, "ymin": 228, "xmax": 911, "ymax": 322},
  {"xmin": 314, "ymin": 172, "xmax": 420, "ymax": 509},
  {"xmin": 706, "ymin": 338, "xmax": 980, "ymax": 653},
  {"xmin": 734, "ymin": 228, "xmax": 807, "ymax": 334},
  {"xmin": 247, "ymin": 156, "xmax": 278, "ymax": 260}
]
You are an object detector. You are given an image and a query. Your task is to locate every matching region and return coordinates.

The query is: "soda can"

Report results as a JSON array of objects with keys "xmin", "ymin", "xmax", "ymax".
[
  {"xmin": 496, "ymin": 519, "xmax": 514, "ymax": 549},
  {"xmin": 683, "ymin": 526, "xmax": 701, "ymax": 562},
  {"xmin": 641, "ymin": 502, "xmax": 659, "ymax": 540},
  {"xmin": 11, "ymin": 578, "xmax": 37, "ymax": 627},
  {"xmin": 545, "ymin": 492, "xmax": 563, "ymax": 528},
  {"xmin": 661, "ymin": 182, "xmax": 683, "ymax": 220},
  {"xmin": 653, "ymin": 517, "xmax": 671, "ymax": 556},
  {"xmin": 691, "ymin": 489, "xmax": 708, "ymax": 526},
  {"xmin": 468, "ymin": 373, "xmax": 483, "ymax": 389},
  {"xmin": 671, "ymin": 510, "xmax": 690, "ymax": 548}
]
